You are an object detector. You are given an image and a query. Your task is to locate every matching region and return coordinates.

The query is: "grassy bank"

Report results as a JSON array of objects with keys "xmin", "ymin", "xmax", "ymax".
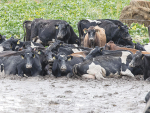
[{"xmin": 0, "ymin": 0, "xmax": 149, "ymax": 44}]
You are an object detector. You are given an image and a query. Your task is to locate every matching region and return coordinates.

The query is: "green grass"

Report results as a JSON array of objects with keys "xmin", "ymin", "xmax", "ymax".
[{"xmin": 0, "ymin": 0, "xmax": 149, "ymax": 44}]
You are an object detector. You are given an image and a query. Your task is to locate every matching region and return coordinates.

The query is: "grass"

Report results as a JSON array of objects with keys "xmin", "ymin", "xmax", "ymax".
[{"xmin": 0, "ymin": 0, "xmax": 149, "ymax": 44}]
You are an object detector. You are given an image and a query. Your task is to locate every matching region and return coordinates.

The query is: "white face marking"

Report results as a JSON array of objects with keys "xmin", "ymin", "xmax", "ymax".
[
  {"xmin": 36, "ymin": 39, "xmax": 42, "ymax": 44},
  {"xmin": 72, "ymin": 49, "xmax": 81, "ymax": 53},
  {"xmin": 86, "ymin": 62, "xmax": 106, "ymax": 80},
  {"xmin": 60, "ymin": 55, "xmax": 65, "ymax": 57},
  {"xmin": 31, "ymin": 42, "xmax": 39, "ymax": 48},
  {"xmin": 120, "ymin": 51, "xmax": 131, "ymax": 64},
  {"xmin": 121, "ymin": 69, "xmax": 134, "ymax": 77},
  {"xmin": 27, "ymin": 53, "xmax": 30, "ymax": 55},
  {"xmin": 86, "ymin": 19, "xmax": 101, "ymax": 24},
  {"xmin": 73, "ymin": 44, "xmax": 78, "ymax": 47},
  {"xmin": 144, "ymin": 43, "xmax": 150, "ymax": 52},
  {"xmin": 0, "ymin": 46, "xmax": 4, "ymax": 52}
]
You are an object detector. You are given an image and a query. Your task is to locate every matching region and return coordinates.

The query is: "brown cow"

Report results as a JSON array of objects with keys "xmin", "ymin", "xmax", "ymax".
[
  {"xmin": 70, "ymin": 51, "xmax": 90, "ymax": 58},
  {"xmin": 105, "ymin": 41, "xmax": 150, "ymax": 54},
  {"xmin": 83, "ymin": 26, "xmax": 106, "ymax": 48}
]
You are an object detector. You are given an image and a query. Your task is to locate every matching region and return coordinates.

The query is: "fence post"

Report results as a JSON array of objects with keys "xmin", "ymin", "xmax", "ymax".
[{"xmin": 148, "ymin": 25, "xmax": 150, "ymax": 42}]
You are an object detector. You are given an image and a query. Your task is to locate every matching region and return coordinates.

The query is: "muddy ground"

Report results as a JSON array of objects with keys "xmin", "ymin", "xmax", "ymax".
[{"xmin": 0, "ymin": 74, "xmax": 149, "ymax": 113}]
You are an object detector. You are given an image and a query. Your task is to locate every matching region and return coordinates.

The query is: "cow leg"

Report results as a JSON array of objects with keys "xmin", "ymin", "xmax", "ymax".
[
  {"xmin": 121, "ymin": 69, "xmax": 134, "ymax": 77},
  {"xmin": 82, "ymin": 74, "xmax": 95, "ymax": 79}
]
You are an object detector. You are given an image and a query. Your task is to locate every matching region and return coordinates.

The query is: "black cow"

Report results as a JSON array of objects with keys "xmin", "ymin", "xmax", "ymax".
[
  {"xmin": 0, "ymin": 37, "xmax": 22, "ymax": 51},
  {"xmin": 1, "ymin": 47, "xmax": 42, "ymax": 76},
  {"xmin": 0, "ymin": 34, "xmax": 6, "ymax": 44},
  {"xmin": 52, "ymin": 52, "xmax": 84, "ymax": 77},
  {"xmin": 78, "ymin": 19, "xmax": 133, "ymax": 46},
  {"xmin": 144, "ymin": 91, "xmax": 150, "ymax": 113},
  {"xmin": 29, "ymin": 19, "xmax": 79, "ymax": 46},
  {"xmin": 23, "ymin": 20, "xmax": 32, "ymax": 41},
  {"xmin": 73, "ymin": 51, "xmax": 134, "ymax": 79},
  {"xmin": 129, "ymin": 51, "xmax": 150, "ymax": 80}
]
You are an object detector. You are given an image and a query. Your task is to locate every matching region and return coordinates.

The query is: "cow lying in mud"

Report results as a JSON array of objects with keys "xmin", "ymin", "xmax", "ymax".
[{"xmin": 73, "ymin": 51, "xmax": 134, "ymax": 79}]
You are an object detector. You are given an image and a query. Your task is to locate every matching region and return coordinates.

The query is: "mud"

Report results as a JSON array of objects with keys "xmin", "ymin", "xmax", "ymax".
[{"xmin": 0, "ymin": 74, "xmax": 149, "ymax": 113}]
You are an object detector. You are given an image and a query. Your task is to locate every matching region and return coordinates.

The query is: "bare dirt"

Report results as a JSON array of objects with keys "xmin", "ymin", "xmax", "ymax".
[{"xmin": 0, "ymin": 73, "xmax": 149, "ymax": 113}]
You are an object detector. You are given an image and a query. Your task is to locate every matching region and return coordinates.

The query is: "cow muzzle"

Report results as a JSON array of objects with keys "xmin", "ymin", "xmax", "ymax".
[
  {"xmin": 48, "ymin": 58, "xmax": 54, "ymax": 63},
  {"xmin": 26, "ymin": 64, "xmax": 32, "ymax": 68},
  {"xmin": 129, "ymin": 62, "xmax": 134, "ymax": 67},
  {"xmin": 60, "ymin": 65, "xmax": 67, "ymax": 71}
]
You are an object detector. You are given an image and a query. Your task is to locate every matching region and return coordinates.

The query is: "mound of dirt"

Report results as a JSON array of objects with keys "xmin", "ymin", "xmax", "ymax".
[{"xmin": 119, "ymin": 0, "xmax": 150, "ymax": 27}]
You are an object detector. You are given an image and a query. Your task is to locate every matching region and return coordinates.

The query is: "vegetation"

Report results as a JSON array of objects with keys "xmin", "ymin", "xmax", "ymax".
[{"xmin": 0, "ymin": 0, "xmax": 149, "ymax": 44}]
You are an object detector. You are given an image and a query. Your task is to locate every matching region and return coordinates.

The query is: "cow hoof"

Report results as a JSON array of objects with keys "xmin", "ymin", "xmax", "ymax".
[{"xmin": 17, "ymin": 74, "xmax": 24, "ymax": 77}]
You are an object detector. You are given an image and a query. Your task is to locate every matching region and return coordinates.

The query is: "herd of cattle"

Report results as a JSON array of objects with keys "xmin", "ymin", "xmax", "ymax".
[{"xmin": 0, "ymin": 18, "xmax": 150, "ymax": 112}]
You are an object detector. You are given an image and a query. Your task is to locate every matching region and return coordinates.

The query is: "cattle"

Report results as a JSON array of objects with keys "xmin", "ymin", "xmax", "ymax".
[
  {"xmin": 83, "ymin": 26, "xmax": 106, "ymax": 48},
  {"xmin": 78, "ymin": 19, "xmax": 133, "ymax": 46},
  {"xmin": 52, "ymin": 52, "xmax": 84, "ymax": 77},
  {"xmin": 144, "ymin": 91, "xmax": 150, "ymax": 113},
  {"xmin": 104, "ymin": 41, "xmax": 150, "ymax": 54},
  {"xmin": 0, "ymin": 34, "xmax": 6, "ymax": 44},
  {"xmin": 29, "ymin": 19, "xmax": 79, "ymax": 46},
  {"xmin": 23, "ymin": 20, "xmax": 32, "ymax": 41},
  {"xmin": 129, "ymin": 51, "xmax": 150, "ymax": 80},
  {"xmin": 85, "ymin": 46, "xmax": 143, "ymax": 75},
  {"xmin": 73, "ymin": 51, "xmax": 134, "ymax": 79},
  {"xmin": 1, "ymin": 47, "xmax": 42, "ymax": 77},
  {"xmin": 0, "ymin": 37, "xmax": 22, "ymax": 52}
]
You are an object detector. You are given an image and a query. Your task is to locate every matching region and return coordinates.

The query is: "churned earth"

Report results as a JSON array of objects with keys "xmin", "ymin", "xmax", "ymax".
[{"xmin": 0, "ymin": 73, "xmax": 149, "ymax": 113}]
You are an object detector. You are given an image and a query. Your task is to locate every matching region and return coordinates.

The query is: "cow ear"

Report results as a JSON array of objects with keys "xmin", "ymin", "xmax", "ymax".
[
  {"xmin": 38, "ymin": 50, "xmax": 41, "ymax": 55},
  {"xmin": 0, "ymin": 35, "xmax": 2, "ymax": 39},
  {"xmin": 32, "ymin": 54, "xmax": 35, "ymax": 58},
  {"xmin": 55, "ymin": 25, "xmax": 58, "ymax": 29},
  {"xmin": 52, "ymin": 54, "xmax": 57, "ymax": 60},
  {"xmin": 99, "ymin": 47, "xmax": 103, "ymax": 51},
  {"xmin": 83, "ymin": 28, "xmax": 88, "ymax": 34},
  {"xmin": 21, "ymin": 54, "xmax": 24, "ymax": 59},
  {"xmin": 17, "ymin": 40, "xmax": 20, "ymax": 44},
  {"xmin": 118, "ymin": 25, "xmax": 121, "ymax": 29},
  {"xmin": 67, "ymin": 56, "xmax": 73, "ymax": 61}
]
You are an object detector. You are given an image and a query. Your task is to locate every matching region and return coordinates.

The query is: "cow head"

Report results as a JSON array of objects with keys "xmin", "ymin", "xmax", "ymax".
[
  {"xmin": 117, "ymin": 25, "xmax": 132, "ymax": 41},
  {"xmin": 54, "ymin": 53, "xmax": 73, "ymax": 72},
  {"xmin": 20, "ymin": 48, "xmax": 36, "ymax": 69},
  {"xmin": 85, "ymin": 46, "xmax": 103, "ymax": 60},
  {"xmin": 134, "ymin": 42, "xmax": 146, "ymax": 51},
  {"xmin": 83, "ymin": 26, "xmax": 99, "ymax": 48},
  {"xmin": 55, "ymin": 22, "xmax": 70, "ymax": 40},
  {"xmin": 129, "ymin": 51, "xmax": 144, "ymax": 67},
  {"xmin": 44, "ymin": 48, "xmax": 56, "ymax": 63}
]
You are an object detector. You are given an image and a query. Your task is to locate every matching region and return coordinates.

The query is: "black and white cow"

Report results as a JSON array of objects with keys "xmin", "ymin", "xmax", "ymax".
[
  {"xmin": 129, "ymin": 51, "xmax": 150, "ymax": 80},
  {"xmin": 52, "ymin": 52, "xmax": 84, "ymax": 77},
  {"xmin": 1, "ymin": 47, "xmax": 42, "ymax": 76},
  {"xmin": 29, "ymin": 19, "xmax": 79, "ymax": 46},
  {"xmin": 73, "ymin": 51, "xmax": 134, "ymax": 79},
  {"xmin": 78, "ymin": 19, "xmax": 133, "ymax": 46}
]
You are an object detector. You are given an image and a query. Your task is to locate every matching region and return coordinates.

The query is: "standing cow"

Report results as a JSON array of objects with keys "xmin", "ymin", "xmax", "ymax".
[
  {"xmin": 78, "ymin": 19, "xmax": 133, "ymax": 46},
  {"xmin": 24, "ymin": 19, "xmax": 80, "ymax": 46},
  {"xmin": 83, "ymin": 26, "xmax": 106, "ymax": 48}
]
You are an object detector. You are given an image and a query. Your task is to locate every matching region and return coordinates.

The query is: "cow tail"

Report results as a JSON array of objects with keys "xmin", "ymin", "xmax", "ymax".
[
  {"xmin": 72, "ymin": 64, "xmax": 82, "ymax": 79},
  {"xmin": 23, "ymin": 20, "xmax": 27, "ymax": 42}
]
